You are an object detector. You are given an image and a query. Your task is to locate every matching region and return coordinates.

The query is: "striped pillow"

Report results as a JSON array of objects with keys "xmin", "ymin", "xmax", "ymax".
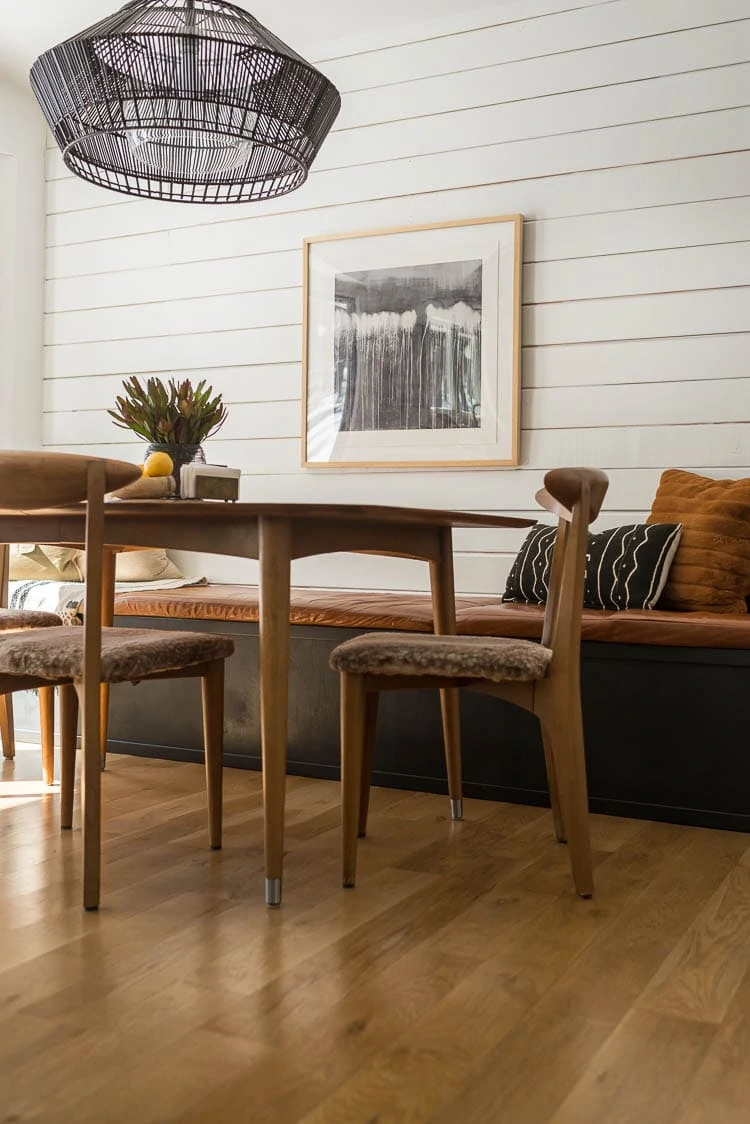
[{"xmin": 503, "ymin": 523, "xmax": 682, "ymax": 611}]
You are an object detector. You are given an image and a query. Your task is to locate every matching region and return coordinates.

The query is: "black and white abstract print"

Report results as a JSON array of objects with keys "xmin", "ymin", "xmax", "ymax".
[{"xmin": 333, "ymin": 259, "xmax": 482, "ymax": 432}]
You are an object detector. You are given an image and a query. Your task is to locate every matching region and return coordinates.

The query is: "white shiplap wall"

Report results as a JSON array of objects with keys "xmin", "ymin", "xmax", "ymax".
[
  {"xmin": 42, "ymin": 0, "xmax": 750, "ymax": 594},
  {"xmin": 0, "ymin": 81, "xmax": 45, "ymax": 451}
]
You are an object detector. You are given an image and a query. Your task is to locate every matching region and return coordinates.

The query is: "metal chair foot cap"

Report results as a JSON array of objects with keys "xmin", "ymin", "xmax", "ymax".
[
  {"xmin": 343, "ymin": 880, "xmax": 356, "ymax": 889},
  {"xmin": 358, "ymin": 830, "xmax": 367, "ymax": 839},
  {"xmin": 265, "ymin": 877, "xmax": 282, "ymax": 908},
  {"xmin": 210, "ymin": 844, "xmax": 222, "ymax": 851},
  {"xmin": 450, "ymin": 797, "xmax": 463, "ymax": 821}
]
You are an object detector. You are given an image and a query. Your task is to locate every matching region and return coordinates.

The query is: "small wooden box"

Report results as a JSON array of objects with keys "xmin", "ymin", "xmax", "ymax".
[
  {"xmin": 181, "ymin": 462, "xmax": 241, "ymax": 501},
  {"xmin": 193, "ymin": 474, "xmax": 240, "ymax": 502}
]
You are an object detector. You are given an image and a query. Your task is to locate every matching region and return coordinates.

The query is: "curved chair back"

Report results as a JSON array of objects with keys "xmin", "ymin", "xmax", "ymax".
[
  {"xmin": 0, "ymin": 451, "xmax": 138, "ymax": 510},
  {"xmin": 536, "ymin": 467, "xmax": 609, "ymax": 664},
  {"xmin": 0, "ymin": 450, "xmax": 140, "ymax": 686}
]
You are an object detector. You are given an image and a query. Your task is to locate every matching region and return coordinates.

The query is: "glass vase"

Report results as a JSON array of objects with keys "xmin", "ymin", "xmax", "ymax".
[{"xmin": 145, "ymin": 443, "xmax": 205, "ymax": 498}]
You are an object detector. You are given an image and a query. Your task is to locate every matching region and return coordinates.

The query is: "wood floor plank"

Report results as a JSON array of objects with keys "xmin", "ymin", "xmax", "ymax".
[
  {"xmin": 546, "ymin": 1010, "xmax": 715, "ymax": 1124},
  {"xmin": 174, "ymin": 942, "xmax": 481, "ymax": 1123},
  {"xmin": 673, "ymin": 966, "xmax": 750, "ymax": 1124},
  {"xmin": 639, "ymin": 863, "xmax": 750, "ymax": 1025},
  {"xmin": 1, "ymin": 747, "xmax": 749, "ymax": 1124},
  {"xmin": 519, "ymin": 825, "xmax": 750, "ymax": 1027}
]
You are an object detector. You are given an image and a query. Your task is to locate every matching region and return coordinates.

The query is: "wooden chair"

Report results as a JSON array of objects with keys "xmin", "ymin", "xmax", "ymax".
[
  {"xmin": 0, "ymin": 451, "xmax": 235, "ymax": 910},
  {"xmin": 330, "ymin": 467, "xmax": 609, "ymax": 898},
  {"xmin": 0, "ymin": 543, "xmax": 62, "ymax": 784}
]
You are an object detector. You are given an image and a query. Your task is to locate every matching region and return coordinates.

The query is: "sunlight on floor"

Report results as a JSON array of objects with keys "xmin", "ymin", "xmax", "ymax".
[{"xmin": 0, "ymin": 740, "xmax": 58, "ymax": 806}]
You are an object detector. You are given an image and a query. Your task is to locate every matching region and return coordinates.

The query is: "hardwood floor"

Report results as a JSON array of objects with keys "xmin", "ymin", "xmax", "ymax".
[{"xmin": 2, "ymin": 745, "xmax": 750, "ymax": 1123}]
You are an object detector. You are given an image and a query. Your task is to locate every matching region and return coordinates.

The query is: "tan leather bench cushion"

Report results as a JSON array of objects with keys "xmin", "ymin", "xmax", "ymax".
[
  {"xmin": 456, "ymin": 601, "xmax": 750, "ymax": 649},
  {"xmin": 113, "ymin": 584, "xmax": 750, "ymax": 650},
  {"xmin": 114, "ymin": 586, "xmax": 491, "ymax": 631}
]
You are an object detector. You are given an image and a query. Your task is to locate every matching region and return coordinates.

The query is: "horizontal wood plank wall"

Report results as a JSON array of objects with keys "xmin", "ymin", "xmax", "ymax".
[{"xmin": 42, "ymin": 0, "xmax": 750, "ymax": 595}]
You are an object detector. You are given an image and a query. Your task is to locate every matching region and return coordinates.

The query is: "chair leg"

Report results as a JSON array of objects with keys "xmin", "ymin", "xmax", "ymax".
[
  {"xmin": 440, "ymin": 687, "xmax": 463, "ymax": 821},
  {"xmin": 0, "ymin": 693, "xmax": 14, "ymax": 760},
  {"xmin": 542, "ymin": 694, "xmax": 593, "ymax": 898},
  {"xmin": 39, "ymin": 687, "xmax": 55, "ymax": 786},
  {"xmin": 541, "ymin": 721, "xmax": 566, "ymax": 844},
  {"xmin": 430, "ymin": 528, "xmax": 463, "ymax": 822},
  {"xmin": 60, "ymin": 685, "xmax": 78, "ymax": 831},
  {"xmin": 99, "ymin": 683, "xmax": 110, "ymax": 770},
  {"xmin": 99, "ymin": 546, "xmax": 116, "ymax": 771},
  {"xmin": 201, "ymin": 660, "xmax": 225, "ymax": 850},
  {"xmin": 358, "ymin": 690, "xmax": 379, "ymax": 839},
  {"xmin": 79, "ymin": 679, "xmax": 102, "ymax": 911},
  {"xmin": 341, "ymin": 672, "xmax": 366, "ymax": 889}
]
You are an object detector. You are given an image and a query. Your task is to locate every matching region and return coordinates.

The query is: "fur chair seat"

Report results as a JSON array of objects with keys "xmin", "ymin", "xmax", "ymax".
[
  {"xmin": 0, "ymin": 608, "xmax": 62, "ymax": 629},
  {"xmin": 0, "ymin": 626, "xmax": 234, "ymax": 683},
  {"xmin": 330, "ymin": 632, "xmax": 553, "ymax": 683}
]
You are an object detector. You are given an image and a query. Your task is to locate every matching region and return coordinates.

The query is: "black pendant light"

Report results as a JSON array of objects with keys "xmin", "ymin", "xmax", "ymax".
[{"xmin": 30, "ymin": 0, "xmax": 341, "ymax": 204}]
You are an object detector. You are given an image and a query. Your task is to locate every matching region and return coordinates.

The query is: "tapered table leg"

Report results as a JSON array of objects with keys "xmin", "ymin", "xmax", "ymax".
[
  {"xmin": 99, "ymin": 548, "xmax": 116, "ymax": 769},
  {"xmin": 258, "ymin": 517, "xmax": 292, "ymax": 908},
  {"xmin": 0, "ymin": 546, "xmax": 13, "ymax": 763},
  {"xmin": 430, "ymin": 526, "xmax": 463, "ymax": 821}
]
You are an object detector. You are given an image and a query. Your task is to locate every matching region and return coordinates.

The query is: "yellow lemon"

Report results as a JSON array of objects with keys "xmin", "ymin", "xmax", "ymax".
[{"xmin": 143, "ymin": 451, "xmax": 174, "ymax": 478}]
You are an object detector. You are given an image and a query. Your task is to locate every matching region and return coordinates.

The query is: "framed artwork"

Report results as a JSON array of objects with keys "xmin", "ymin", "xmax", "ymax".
[{"xmin": 302, "ymin": 214, "xmax": 522, "ymax": 469}]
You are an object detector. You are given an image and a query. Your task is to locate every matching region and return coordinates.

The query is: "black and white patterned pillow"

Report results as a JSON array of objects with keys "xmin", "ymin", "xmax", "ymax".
[{"xmin": 503, "ymin": 523, "xmax": 682, "ymax": 611}]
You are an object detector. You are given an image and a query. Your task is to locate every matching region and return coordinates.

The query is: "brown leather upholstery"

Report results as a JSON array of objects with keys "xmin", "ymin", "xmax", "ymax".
[
  {"xmin": 0, "ymin": 626, "xmax": 234, "ymax": 684},
  {"xmin": 112, "ymin": 584, "xmax": 750, "ymax": 650},
  {"xmin": 456, "ymin": 602, "xmax": 750, "ymax": 649},
  {"xmin": 114, "ymin": 586, "xmax": 490, "ymax": 632},
  {"xmin": 0, "ymin": 608, "xmax": 62, "ymax": 629}
]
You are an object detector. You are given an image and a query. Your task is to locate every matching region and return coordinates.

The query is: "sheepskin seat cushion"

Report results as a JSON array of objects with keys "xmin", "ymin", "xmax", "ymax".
[
  {"xmin": 330, "ymin": 632, "xmax": 552, "ymax": 682},
  {"xmin": 0, "ymin": 608, "xmax": 62, "ymax": 629},
  {"xmin": 0, "ymin": 627, "xmax": 233, "ymax": 683}
]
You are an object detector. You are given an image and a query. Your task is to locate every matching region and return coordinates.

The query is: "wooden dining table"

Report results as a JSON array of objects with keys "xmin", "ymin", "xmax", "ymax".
[{"xmin": 0, "ymin": 500, "xmax": 534, "ymax": 906}]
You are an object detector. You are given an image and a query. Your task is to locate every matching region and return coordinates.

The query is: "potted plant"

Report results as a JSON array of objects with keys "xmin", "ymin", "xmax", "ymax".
[{"xmin": 108, "ymin": 376, "xmax": 227, "ymax": 494}]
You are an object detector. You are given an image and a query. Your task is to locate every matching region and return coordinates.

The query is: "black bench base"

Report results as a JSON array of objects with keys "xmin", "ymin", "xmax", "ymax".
[{"xmin": 94, "ymin": 615, "xmax": 750, "ymax": 834}]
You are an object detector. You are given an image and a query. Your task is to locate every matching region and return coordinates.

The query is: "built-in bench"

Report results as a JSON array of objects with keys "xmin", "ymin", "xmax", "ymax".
[
  {"xmin": 113, "ymin": 584, "xmax": 750, "ymax": 649},
  {"xmin": 104, "ymin": 584, "xmax": 750, "ymax": 833}
]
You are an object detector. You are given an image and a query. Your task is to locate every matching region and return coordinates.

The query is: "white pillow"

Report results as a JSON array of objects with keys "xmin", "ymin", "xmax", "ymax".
[
  {"xmin": 76, "ymin": 548, "xmax": 182, "ymax": 583},
  {"xmin": 9, "ymin": 544, "xmax": 81, "ymax": 581}
]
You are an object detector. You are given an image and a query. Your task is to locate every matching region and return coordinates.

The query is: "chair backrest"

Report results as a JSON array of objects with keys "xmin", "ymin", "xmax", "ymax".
[
  {"xmin": 0, "ymin": 451, "xmax": 138, "ymax": 511},
  {"xmin": 0, "ymin": 450, "xmax": 140, "ymax": 694},
  {"xmin": 536, "ymin": 467, "xmax": 609, "ymax": 670}
]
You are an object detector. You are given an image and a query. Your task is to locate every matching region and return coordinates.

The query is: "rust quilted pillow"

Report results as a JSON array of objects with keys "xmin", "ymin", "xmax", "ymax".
[{"xmin": 647, "ymin": 470, "xmax": 750, "ymax": 612}]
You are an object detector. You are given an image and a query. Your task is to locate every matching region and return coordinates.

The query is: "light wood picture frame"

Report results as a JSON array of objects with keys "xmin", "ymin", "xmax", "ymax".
[{"xmin": 302, "ymin": 214, "xmax": 522, "ymax": 469}]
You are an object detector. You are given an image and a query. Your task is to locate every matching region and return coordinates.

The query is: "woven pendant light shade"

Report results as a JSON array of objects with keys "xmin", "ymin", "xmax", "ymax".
[{"xmin": 30, "ymin": 0, "xmax": 341, "ymax": 203}]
